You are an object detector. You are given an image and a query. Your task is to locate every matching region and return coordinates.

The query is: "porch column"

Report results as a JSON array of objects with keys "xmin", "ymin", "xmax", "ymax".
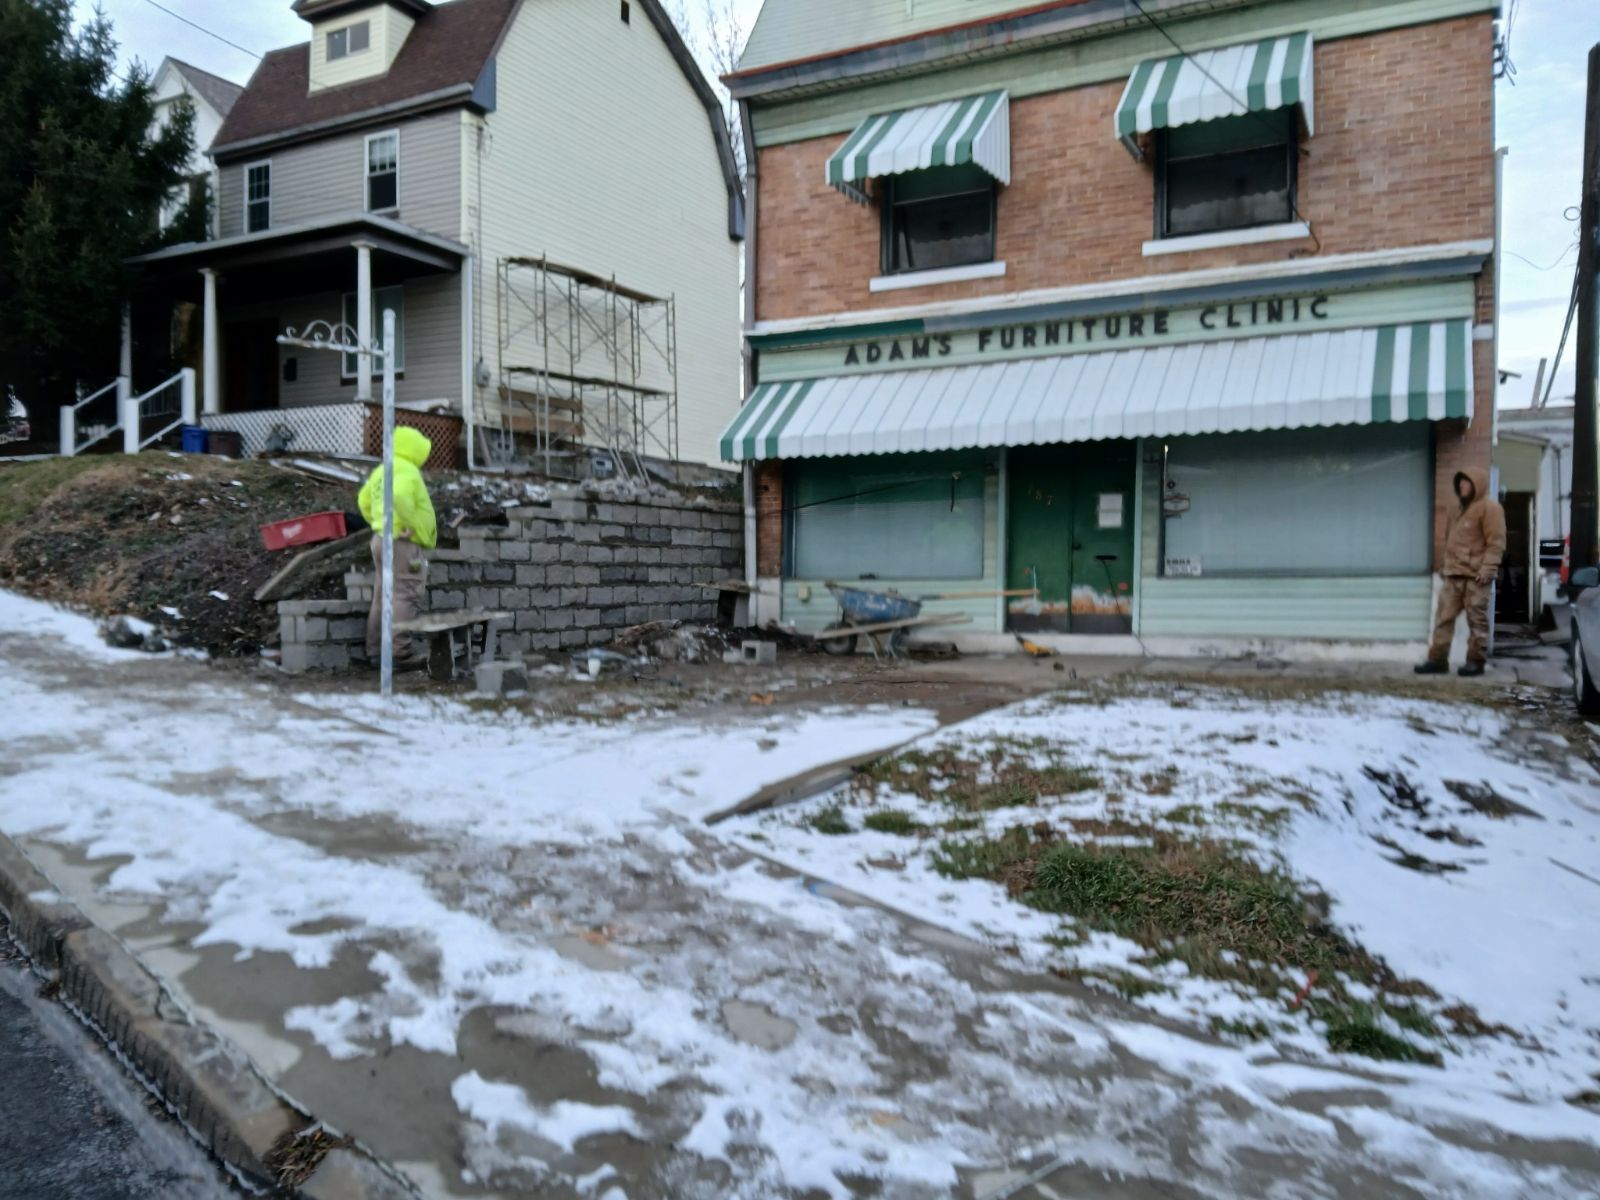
[
  {"xmin": 117, "ymin": 303, "xmax": 132, "ymax": 408},
  {"xmin": 355, "ymin": 241, "xmax": 374, "ymax": 402},
  {"xmin": 201, "ymin": 268, "xmax": 221, "ymax": 415}
]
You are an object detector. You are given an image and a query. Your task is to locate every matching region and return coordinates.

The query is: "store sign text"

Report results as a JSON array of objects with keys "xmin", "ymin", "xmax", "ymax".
[{"xmin": 839, "ymin": 294, "xmax": 1332, "ymax": 369}]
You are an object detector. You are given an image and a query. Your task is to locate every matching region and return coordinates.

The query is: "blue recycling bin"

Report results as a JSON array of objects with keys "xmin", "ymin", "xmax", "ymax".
[{"xmin": 180, "ymin": 425, "xmax": 209, "ymax": 454}]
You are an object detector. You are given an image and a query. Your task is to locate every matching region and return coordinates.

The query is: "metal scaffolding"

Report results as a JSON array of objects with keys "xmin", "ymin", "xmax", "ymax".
[{"xmin": 495, "ymin": 255, "xmax": 678, "ymax": 477}]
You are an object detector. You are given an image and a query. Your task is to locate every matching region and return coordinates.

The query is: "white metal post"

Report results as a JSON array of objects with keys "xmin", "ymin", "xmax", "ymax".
[
  {"xmin": 356, "ymin": 242, "xmax": 374, "ymax": 402},
  {"xmin": 462, "ymin": 251, "xmax": 476, "ymax": 471},
  {"xmin": 121, "ymin": 395, "xmax": 139, "ymax": 455},
  {"xmin": 180, "ymin": 367, "xmax": 197, "ymax": 427},
  {"xmin": 379, "ymin": 308, "xmax": 397, "ymax": 698},
  {"xmin": 201, "ymin": 268, "xmax": 221, "ymax": 415},
  {"xmin": 59, "ymin": 406, "xmax": 74, "ymax": 457}
]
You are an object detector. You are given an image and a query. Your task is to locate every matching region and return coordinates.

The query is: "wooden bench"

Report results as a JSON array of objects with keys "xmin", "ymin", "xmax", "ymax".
[{"xmin": 393, "ymin": 610, "xmax": 513, "ymax": 681}]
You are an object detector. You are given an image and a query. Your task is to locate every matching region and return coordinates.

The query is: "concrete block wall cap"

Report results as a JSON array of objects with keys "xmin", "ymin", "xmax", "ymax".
[
  {"xmin": 277, "ymin": 599, "xmax": 368, "ymax": 617},
  {"xmin": 0, "ymin": 830, "xmax": 410, "ymax": 1200}
]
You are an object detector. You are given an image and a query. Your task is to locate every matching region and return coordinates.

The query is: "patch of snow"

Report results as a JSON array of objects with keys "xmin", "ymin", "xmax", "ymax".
[
  {"xmin": 158, "ymin": 606, "xmax": 182, "ymax": 619},
  {"xmin": 452, "ymin": 1072, "xmax": 641, "ymax": 1153},
  {"xmin": 0, "ymin": 591, "xmax": 153, "ymax": 663},
  {"xmin": 209, "ymin": 591, "xmax": 229, "ymax": 601}
]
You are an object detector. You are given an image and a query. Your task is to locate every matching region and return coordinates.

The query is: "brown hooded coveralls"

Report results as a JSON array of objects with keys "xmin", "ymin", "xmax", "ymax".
[{"xmin": 1426, "ymin": 466, "xmax": 1506, "ymax": 666}]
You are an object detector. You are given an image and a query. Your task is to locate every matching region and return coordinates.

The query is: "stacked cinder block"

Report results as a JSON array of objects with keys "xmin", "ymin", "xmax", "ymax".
[
  {"xmin": 437, "ymin": 490, "xmax": 743, "ymax": 657},
  {"xmin": 277, "ymin": 599, "xmax": 368, "ymax": 672},
  {"xmin": 275, "ymin": 487, "xmax": 743, "ymax": 672}
]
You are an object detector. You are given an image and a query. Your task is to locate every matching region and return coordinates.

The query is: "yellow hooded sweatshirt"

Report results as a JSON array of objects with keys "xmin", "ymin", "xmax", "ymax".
[{"xmin": 358, "ymin": 426, "xmax": 437, "ymax": 549}]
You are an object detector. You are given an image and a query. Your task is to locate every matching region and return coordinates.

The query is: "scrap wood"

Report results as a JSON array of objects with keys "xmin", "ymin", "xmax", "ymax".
[
  {"xmin": 253, "ymin": 530, "xmax": 371, "ymax": 602},
  {"xmin": 613, "ymin": 618, "xmax": 679, "ymax": 648}
]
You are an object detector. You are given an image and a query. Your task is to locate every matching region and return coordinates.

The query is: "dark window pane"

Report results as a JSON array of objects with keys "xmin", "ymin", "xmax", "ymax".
[
  {"xmin": 247, "ymin": 200, "xmax": 269, "ymax": 233},
  {"xmin": 348, "ymin": 21, "xmax": 370, "ymax": 53},
  {"xmin": 368, "ymin": 171, "xmax": 397, "ymax": 212},
  {"xmin": 327, "ymin": 28, "xmax": 347, "ymax": 60},
  {"xmin": 1164, "ymin": 144, "xmax": 1290, "ymax": 236},
  {"xmin": 889, "ymin": 188, "xmax": 993, "ymax": 273}
]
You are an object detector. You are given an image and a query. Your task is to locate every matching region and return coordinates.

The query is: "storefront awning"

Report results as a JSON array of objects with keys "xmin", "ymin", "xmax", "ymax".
[
  {"xmin": 825, "ymin": 91, "xmax": 1010, "ymax": 204},
  {"xmin": 1114, "ymin": 33, "xmax": 1314, "ymax": 141},
  {"xmin": 720, "ymin": 321, "xmax": 1471, "ymax": 462}
]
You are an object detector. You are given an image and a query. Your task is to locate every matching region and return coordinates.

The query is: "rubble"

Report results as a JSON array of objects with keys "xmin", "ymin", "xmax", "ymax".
[{"xmin": 101, "ymin": 615, "xmax": 168, "ymax": 653}]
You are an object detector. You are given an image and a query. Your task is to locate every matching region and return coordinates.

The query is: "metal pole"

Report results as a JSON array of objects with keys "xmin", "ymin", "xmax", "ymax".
[
  {"xmin": 1572, "ymin": 43, "xmax": 1600, "ymax": 571},
  {"xmin": 380, "ymin": 309, "xmax": 397, "ymax": 698}
]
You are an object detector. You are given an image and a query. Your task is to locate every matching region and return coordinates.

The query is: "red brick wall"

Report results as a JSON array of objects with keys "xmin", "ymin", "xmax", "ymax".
[
  {"xmin": 754, "ymin": 15, "xmax": 1496, "ymax": 322},
  {"xmin": 755, "ymin": 461, "xmax": 784, "ymax": 577}
]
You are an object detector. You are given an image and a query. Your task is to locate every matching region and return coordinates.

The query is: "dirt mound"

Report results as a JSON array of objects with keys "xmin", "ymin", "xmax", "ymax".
[{"xmin": 0, "ymin": 454, "xmax": 353, "ymax": 656}]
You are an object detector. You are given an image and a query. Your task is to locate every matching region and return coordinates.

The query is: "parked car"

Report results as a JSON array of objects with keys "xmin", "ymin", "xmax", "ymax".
[{"xmin": 1567, "ymin": 565, "xmax": 1600, "ymax": 716}]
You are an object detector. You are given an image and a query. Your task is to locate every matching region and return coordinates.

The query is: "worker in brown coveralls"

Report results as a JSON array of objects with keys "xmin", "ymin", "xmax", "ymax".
[{"xmin": 1415, "ymin": 466, "xmax": 1505, "ymax": 678}]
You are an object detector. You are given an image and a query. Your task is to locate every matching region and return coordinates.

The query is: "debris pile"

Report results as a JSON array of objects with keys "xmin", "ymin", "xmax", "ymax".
[{"xmin": 612, "ymin": 619, "xmax": 730, "ymax": 663}]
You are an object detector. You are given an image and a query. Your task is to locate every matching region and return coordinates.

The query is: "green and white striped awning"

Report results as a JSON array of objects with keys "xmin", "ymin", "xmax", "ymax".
[
  {"xmin": 720, "ymin": 321, "xmax": 1471, "ymax": 462},
  {"xmin": 1115, "ymin": 32, "xmax": 1314, "ymax": 140},
  {"xmin": 825, "ymin": 91, "xmax": 1010, "ymax": 204}
]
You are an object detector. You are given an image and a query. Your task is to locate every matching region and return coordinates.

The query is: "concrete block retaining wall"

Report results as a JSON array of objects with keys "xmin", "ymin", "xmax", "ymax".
[{"xmin": 276, "ymin": 488, "xmax": 743, "ymax": 671}]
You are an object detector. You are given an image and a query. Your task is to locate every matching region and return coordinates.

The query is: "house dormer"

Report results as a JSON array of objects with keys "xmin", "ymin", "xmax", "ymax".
[{"xmin": 294, "ymin": 0, "xmax": 432, "ymax": 92}]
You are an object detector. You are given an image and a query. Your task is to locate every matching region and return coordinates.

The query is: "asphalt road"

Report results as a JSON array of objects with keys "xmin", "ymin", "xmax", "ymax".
[{"xmin": 0, "ymin": 918, "xmax": 232, "ymax": 1200}]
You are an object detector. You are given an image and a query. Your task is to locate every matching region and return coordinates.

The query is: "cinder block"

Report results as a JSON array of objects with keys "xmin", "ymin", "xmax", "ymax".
[
  {"xmin": 574, "ymin": 608, "xmax": 602, "ymax": 628},
  {"xmin": 588, "ymin": 587, "xmax": 614, "ymax": 606},
  {"xmin": 573, "ymin": 565, "xmax": 601, "ymax": 585},
  {"xmin": 302, "ymin": 617, "xmax": 329, "ymax": 641},
  {"xmin": 328, "ymin": 618, "xmax": 366, "ymax": 641},
  {"xmin": 515, "ymin": 610, "xmax": 545, "ymax": 632},
  {"xmin": 529, "ymin": 542, "xmax": 561, "ymax": 563},
  {"xmin": 560, "ymin": 629, "xmax": 588, "ymax": 647},
  {"xmin": 515, "ymin": 565, "xmax": 546, "ymax": 586},
  {"xmin": 433, "ymin": 590, "xmax": 465, "ymax": 610},
  {"xmin": 280, "ymin": 643, "xmax": 311, "ymax": 673},
  {"xmin": 741, "ymin": 640, "xmax": 778, "ymax": 666},
  {"xmin": 500, "ymin": 587, "xmax": 529, "ymax": 609},
  {"xmin": 544, "ymin": 608, "xmax": 574, "ymax": 630},
  {"xmin": 279, "ymin": 616, "xmax": 299, "ymax": 644},
  {"xmin": 483, "ymin": 564, "xmax": 514, "ymax": 583},
  {"xmin": 499, "ymin": 540, "xmax": 531, "ymax": 562}
]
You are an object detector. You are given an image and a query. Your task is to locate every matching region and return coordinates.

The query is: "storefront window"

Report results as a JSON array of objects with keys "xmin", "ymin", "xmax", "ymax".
[
  {"xmin": 882, "ymin": 165, "xmax": 996, "ymax": 274},
  {"xmin": 1158, "ymin": 112, "xmax": 1295, "ymax": 238},
  {"xmin": 788, "ymin": 452, "xmax": 986, "ymax": 580},
  {"xmin": 1161, "ymin": 425, "xmax": 1430, "ymax": 577}
]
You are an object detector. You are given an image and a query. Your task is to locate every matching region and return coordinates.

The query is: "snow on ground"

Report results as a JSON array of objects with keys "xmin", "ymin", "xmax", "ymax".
[
  {"xmin": 728, "ymin": 682, "xmax": 1600, "ymax": 1125},
  {"xmin": 4, "ymin": 588, "xmax": 1599, "ymax": 1196}
]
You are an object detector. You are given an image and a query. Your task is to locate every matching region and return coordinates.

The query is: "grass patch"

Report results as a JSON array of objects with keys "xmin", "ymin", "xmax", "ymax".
[
  {"xmin": 858, "ymin": 738, "xmax": 1099, "ymax": 812},
  {"xmin": 0, "ymin": 455, "xmax": 107, "ymax": 525},
  {"xmin": 862, "ymin": 809, "xmax": 921, "ymax": 836},
  {"xmin": 808, "ymin": 806, "xmax": 852, "ymax": 836},
  {"xmin": 1325, "ymin": 1005, "xmax": 1442, "ymax": 1065},
  {"xmin": 935, "ymin": 821, "xmax": 1444, "ymax": 1064}
]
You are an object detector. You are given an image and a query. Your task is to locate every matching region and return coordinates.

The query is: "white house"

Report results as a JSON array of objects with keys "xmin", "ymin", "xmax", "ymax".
[{"xmin": 150, "ymin": 57, "xmax": 242, "ymax": 237}]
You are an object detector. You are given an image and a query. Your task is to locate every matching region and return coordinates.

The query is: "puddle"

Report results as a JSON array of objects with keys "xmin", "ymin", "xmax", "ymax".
[{"xmin": 722, "ymin": 1000, "xmax": 798, "ymax": 1050}]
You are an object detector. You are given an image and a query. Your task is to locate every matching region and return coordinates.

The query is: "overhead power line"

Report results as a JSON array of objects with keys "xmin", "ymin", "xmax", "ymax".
[
  {"xmin": 1125, "ymin": 0, "xmax": 1323, "ymax": 254},
  {"xmin": 136, "ymin": 0, "xmax": 262, "ymax": 60}
]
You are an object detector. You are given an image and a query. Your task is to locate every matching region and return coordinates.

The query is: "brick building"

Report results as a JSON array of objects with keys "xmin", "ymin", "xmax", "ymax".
[{"xmin": 722, "ymin": 0, "xmax": 1500, "ymax": 656}]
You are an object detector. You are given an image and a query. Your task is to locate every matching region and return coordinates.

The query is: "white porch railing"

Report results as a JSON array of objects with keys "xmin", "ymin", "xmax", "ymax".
[
  {"xmin": 57, "ymin": 381, "xmax": 121, "ymax": 456},
  {"xmin": 124, "ymin": 368, "xmax": 197, "ymax": 453},
  {"xmin": 202, "ymin": 402, "xmax": 367, "ymax": 459}
]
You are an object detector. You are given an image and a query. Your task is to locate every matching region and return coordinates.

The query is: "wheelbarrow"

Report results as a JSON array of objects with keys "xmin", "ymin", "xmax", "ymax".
[{"xmin": 816, "ymin": 582, "xmax": 970, "ymax": 658}]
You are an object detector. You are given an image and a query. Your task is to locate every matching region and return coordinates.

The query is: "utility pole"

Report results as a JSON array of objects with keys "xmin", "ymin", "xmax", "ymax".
[{"xmin": 1573, "ymin": 43, "xmax": 1600, "ymax": 570}]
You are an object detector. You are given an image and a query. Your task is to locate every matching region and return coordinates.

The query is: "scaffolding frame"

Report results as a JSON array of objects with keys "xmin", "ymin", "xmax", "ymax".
[{"xmin": 495, "ymin": 255, "xmax": 679, "ymax": 479}]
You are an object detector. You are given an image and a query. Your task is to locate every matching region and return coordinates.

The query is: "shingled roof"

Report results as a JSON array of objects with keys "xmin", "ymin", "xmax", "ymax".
[
  {"xmin": 166, "ymin": 58, "xmax": 244, "ymax": 119},
  {"xmin": 210, "ymin": 0, "xmax": 517, "ymax": 159}
]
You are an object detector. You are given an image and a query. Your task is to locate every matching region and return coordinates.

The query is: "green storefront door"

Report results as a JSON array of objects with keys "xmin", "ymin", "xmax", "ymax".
[{"xmin": 1006, "ymin": 443, "xmax": 1135, "ymax": 633}]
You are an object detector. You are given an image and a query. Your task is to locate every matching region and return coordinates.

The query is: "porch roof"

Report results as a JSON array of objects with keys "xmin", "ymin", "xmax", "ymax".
[{"xmin": 130, "ymin": 213, "xmax": 468, "ymax": 279}]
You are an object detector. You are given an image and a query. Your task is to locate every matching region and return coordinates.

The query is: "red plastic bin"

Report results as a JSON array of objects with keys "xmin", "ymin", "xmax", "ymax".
[{"xmin": 260, "ymin": 511, "xmax": 347, "ymax": 551}]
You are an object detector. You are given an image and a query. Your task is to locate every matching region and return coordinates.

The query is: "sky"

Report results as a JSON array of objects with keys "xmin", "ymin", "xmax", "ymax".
[{"xmin": 78, "ymin": 0, "xmax": 1596, "ymax": 409}]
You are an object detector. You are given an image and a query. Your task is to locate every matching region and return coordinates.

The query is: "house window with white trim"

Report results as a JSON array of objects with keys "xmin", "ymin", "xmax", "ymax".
[
  {"xmin": 341, "ymin": 286, "xmax": 405, "ymax": 378},
  {"xmin": 245, "ymin": 162, "xmax": 271, "ymax": 233},
  {"xmin": 366, "ymin": 132, "xmax": 399, "ymax": 214},
  {"xmin": 327, "ymin": 21, "xmax": 371, "ymax": 61},
  {"xmin": 1156, "ymin": 112, "xmax": 1296, "ymax": 239},
  {"xmin": 880, "ymin": 165, "xmax": 996, "ymax": 275}
]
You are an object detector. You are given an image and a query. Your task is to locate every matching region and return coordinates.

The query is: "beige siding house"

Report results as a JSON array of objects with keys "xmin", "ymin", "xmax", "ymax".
[{"xmin": 129, "ymin": 0, "xmax": 742, "ymax": 467}]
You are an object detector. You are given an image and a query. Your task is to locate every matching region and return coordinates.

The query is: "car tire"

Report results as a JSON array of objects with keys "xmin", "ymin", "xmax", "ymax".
[{"xmin": 1574, "ymin": 629, "xmax": 1600, "ymax": 717}]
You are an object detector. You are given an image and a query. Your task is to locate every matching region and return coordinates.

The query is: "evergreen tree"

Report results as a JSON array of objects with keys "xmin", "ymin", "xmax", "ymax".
[{"xmin": 0, "ymin": 0, "xmax": 197, "ymax": 411}]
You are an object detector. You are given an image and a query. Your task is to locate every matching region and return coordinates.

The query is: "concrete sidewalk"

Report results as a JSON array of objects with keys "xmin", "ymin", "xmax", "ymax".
[{"xmin": 2, "ymin": 614, "xmax": 1595, "ymax": 1198}]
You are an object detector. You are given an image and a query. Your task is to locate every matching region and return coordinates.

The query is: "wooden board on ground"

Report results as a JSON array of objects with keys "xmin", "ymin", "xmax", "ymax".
[
  {"xmin": 393, "ymin": 610, "xmax": 513, "ymax": 635},
  {"xmin": 395, "ymin": 610, "xmax": 514, "ymax": 681},
  {"xmin": 254, "ymin": 531, "xmax": 371, "ymax": 603}
]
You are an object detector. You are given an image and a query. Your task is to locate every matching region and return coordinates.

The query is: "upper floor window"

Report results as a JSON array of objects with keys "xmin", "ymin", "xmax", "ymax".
[
  {"xmin": 245, "ymin": 161, "xmax": 271, "ymax": 233},
  {"xmin": 327, "ymin": 21, "xmax": 371, "ymax": 61},
  {"xmin": 880, "ymin": 165, "xmax": 996, "ymax": 276},
  {"xmin": 366, "ymin": 132, "xmax": 399, "ymax": 213},
  {"xmin": 1156, "ymin": 112, "xmax": 1296, "ymax": 240}
]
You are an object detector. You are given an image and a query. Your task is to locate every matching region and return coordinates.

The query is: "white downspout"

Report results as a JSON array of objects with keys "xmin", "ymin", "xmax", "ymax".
[
  {"xmin": 463, "ymin": 251, "xmax": 476, "ymax": 472},
  {"xmin": 201, "ymin": 268, "xmax": 220, "ymax": 415},
  {"xmin": 355, "ymin": 241, "xmax": 374, "ymax": 402}
]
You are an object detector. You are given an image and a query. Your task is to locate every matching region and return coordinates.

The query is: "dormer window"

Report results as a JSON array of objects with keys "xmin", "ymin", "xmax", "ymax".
[{"xmin": 327, "ymin": 20, "xmax": 370, "ymax": 61}]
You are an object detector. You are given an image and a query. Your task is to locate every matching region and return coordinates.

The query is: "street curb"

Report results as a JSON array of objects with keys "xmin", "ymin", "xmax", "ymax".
[{"xmin": 0, "ymin": 833, "xmax": 415, "ymax": 1200}]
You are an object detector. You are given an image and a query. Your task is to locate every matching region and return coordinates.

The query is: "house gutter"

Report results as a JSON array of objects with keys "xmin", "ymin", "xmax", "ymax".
[{"xmin": 740, "ymin": 95, "xmax": 760, "ymax": 596}]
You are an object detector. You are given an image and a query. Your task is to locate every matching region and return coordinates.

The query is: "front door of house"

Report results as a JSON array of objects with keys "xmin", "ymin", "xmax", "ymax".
[
  {"xmin": 223, "ymin": 318, "xmax": 281, "ymax": 412},
  {"xmin": 1006, "ymin": 443, "xmax": 1135, "ymax": 633}
]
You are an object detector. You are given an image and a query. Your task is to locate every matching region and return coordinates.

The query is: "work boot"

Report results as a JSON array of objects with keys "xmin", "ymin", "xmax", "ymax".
[
  {"xmin": 1413, "ymin": 659, "xmax": 1448, "ymax": 675},
  {"xmin": 1457, "ymin": 661, "xmax": 1486, "ymax": 678}
]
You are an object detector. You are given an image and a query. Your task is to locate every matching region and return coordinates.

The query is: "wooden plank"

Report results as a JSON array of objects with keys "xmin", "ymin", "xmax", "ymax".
[
  {"xmin": 818, "ymin": 612, "xmax": 971, "ymax": 640},
  {"xmin": 254, "ymin": 531, "xmax": 372, "ymax": 603},
  {"xmin": 394, "ymin": 610, "xmax": 513, "ymax": 635}
]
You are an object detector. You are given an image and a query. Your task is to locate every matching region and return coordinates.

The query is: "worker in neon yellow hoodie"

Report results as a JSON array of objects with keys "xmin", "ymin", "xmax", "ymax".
[{"xmin": 357, "ymin": 426, "xmax": 437, "ymax": 666}]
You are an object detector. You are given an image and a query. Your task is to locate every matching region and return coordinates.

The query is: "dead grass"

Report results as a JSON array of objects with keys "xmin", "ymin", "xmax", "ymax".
[{"xmin": 856, "ymin": 737, "xmax": 1099, "ymax": 812}]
